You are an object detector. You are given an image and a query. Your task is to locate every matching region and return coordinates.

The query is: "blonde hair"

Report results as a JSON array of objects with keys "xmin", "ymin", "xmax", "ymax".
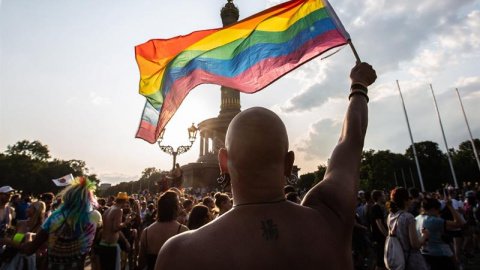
[{"xmin": 28, "ymin": 201, "xmax": 46, "ymax": 233}]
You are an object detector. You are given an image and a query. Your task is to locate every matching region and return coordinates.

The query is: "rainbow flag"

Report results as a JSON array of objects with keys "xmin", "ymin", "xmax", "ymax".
[{"xmin": 135, "ymin": 0, "xmax": 350, "ymax": 143}]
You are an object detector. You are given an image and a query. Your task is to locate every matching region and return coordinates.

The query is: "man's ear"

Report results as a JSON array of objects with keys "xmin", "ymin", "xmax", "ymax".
[
  {"xmin": 284, "ymin": 151, "xmax": 295, "ymax": 176},
  {"xmin": 218, "ymin": 148, "xmax": 229, "ymax": 174}
]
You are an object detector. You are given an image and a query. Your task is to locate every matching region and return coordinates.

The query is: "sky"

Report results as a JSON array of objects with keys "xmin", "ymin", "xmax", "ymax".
[{"xmin": 1, "ymin": 0, "xmax": 479, "ymax": 185}]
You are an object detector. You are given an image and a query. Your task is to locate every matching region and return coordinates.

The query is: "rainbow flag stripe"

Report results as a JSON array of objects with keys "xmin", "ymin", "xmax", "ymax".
[{"xmin": 135, "ymin": 0, "xmax": 350, "ymax": 143}]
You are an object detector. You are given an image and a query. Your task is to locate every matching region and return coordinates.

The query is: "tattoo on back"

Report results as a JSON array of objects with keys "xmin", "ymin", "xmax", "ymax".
[{"xmin": 261, "ymin": 219, "xmax": 278, "ymax": 240}]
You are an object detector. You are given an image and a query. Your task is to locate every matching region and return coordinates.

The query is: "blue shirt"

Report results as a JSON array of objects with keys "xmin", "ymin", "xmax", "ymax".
[{"xmin": 415, "ymin": 214, "xmax": 452, "ymax": 257}]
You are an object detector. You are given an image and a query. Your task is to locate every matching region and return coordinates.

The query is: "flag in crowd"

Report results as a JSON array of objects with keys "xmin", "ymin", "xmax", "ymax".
[
  {"xmin": 135, "ymin": 0, "xmax": 350, "ymax": 143},
  {"xmin": 52, "ymin": 174, "xmax": 74, "ymax": 186}
]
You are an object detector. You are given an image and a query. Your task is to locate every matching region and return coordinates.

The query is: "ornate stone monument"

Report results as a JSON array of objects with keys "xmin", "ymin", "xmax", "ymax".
[{"xmin": 181, "ymin": 0, "xmax": 241, "ymax": 189}]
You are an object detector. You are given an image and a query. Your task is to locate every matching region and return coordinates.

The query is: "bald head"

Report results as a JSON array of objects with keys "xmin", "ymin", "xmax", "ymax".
[{"xmin": 225, "ymin": 107, "xmax": 290, "ymax": 174}]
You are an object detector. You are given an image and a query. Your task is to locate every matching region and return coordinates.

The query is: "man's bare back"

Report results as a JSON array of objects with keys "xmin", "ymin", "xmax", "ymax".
[
  {"xmin": 101, "ymin": 205, "xmax": 123, "ymax": 244},
  {"xmin": 158, "ymin": 201, "xmax": 352, "ymax": 270},
  {"xmin": 155, "ymin": 62, "xmax": 376, "ymax": 270}
]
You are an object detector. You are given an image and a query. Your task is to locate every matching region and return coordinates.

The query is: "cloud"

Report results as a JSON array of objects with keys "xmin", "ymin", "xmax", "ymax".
[
  {"xmin": 294, "ymin": 117, "xmax": 343, "ymax": 161},
  {"xmin": 98, "ymin": 172, "xmax": 139, "ymax": 185},
  {"xmin": 277, "ymin": 0, "xmax": 479, "ymax": 114},
  {"xmin": 90, "ymin": 92, "xmax": 112, "ymax": 105}
]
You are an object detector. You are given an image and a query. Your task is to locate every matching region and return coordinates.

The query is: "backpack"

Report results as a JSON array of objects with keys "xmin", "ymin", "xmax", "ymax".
[
  {"xmin": 47, "ymin": 212, "xmax": 84, "ymax": 270},
  {"xmin": 384, "ymin": 212, "xmax": 409, "ymax": 270}
]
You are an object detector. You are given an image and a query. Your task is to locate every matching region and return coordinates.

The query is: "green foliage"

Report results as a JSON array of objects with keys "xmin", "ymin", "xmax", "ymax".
[
  {"xmin": 299, "ymin": 139, "xmax": 479, "ymax": 193},
  {"xmin": 6, "ymin": 140, "xmax": 51, "ymax": 161},
  {"xmin": 297, "ymin": 172, "xmax": 315, "ymax": 191},
  {"xmin": 452, "ymin": 139, "xmax": 480, "ymax": 185},
  {"xmin": 1, "ymin": 140, "xmax": 92, "ymax": 195}
]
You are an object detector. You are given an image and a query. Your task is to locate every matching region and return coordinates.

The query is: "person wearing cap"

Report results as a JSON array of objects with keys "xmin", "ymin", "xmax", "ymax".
[
  {"xmin": 0, "ymin": 186, "xmax": 16, "ymax": 239},
  {"xmin": 97, "ymin": 192, "xmax": 133, "ymax": 270}
]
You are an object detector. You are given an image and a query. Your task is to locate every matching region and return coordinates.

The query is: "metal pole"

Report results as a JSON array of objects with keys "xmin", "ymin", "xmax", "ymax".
[
  {"xmin": 429, "ymin": 84, "xmax": 459, "ymax": 188},
  {"xmin": 396, "ymin": 80, "xmax": 425, "ymax": 191},
  {"xmin": 401, "ymin": 169, "xmax": 407, "ymax": 188},
  {"xmin": 394, "ymin": 171, "xmax": 398, "ymax": 187},
  {"xmin": 455, "ymin": 88, "xmax": 480, "ymax": 174},
  {"xmin": 409, "ymin": 167, "xmax": 416, "ymax": 188},
  {"xmin": 348, "ymin": 40, "xmax": 361, "ymax": 63},
  {"xmin": 172, "ymin": 152, "xmax": 177, "ymax": 172}
]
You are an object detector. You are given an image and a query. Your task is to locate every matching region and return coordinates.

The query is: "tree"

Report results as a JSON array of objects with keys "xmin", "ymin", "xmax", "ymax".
[
  {"xmin": 405, "ymin": 141, "xmax": 449, "ymax": 191},
  {"xmin": 6, "ymin": 140, "xmax": 50, "ymax": 161},
  {"xmin": 452, "ymin": 138, "xmax": 480, "ymax": 184},
  {"xmin": 298, "ymin": 172, "xmax": 315, "ymax": 192},
  {"xmin": 359, "ymin": 149, "xmax": 410, "ymax": 191}
]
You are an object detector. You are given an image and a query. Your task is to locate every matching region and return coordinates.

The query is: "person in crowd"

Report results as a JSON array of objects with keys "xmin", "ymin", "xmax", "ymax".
[
  {"xmin": 40, "ymin": 192, "xmax": 55, "ymax": 219},
  {"xmin": 201, "ymin": 196, "xmax": 216, "ymax": 217},
  {"xmin": 137, "ymin": 191, "xmax": 188, "ymax": 270},
  {"xmin": 361, "ymin": 190, "xmax": 374, "ymax": 231},
  {"xmin": 15, "ymin": 194, "xmax": 31, "ymax": 221},
  {"xmin": 0, "ymin": 186, "xmax": 15, "ymax": 239},
  {"xmin": 285, "ymin": 192, "xmax": 300, "ymax": 204},
  {"xmin": 214, "ymin": 193, "xmax": 233, "ymax": 218},
  {"xmin": 120, "ymin": 199, "xmax": 140, "ymax": 270},
  {"xmin": 352, "ymin": 211, "xmax": 369, "ymax": 270},
  {"xmin": 97, "ymin": 192, "xmax": 132, "ymax": 270},
  {"xmin": 172, "ymin": 163, "xmax": 184, "ymax": 188},
  {"xmin": 186, "ymin": 204, "xmax": 212, "ymax": 230},
  {"xmin": 142, "ymin": 203, "xmax": 156, "ymax": 229},
  {"xmin": 387, "ymin": 187, "xmax": 430, "ymax": 269},
  {"xmin": 154, "ymin": 62, "xmax": 377, "ymax": 270},
  {"xmin": 97, "ymin": 197, "xmax": 109, "ymax": 215},
  {"xmin": 443, "ymin": 189, "xmax": 465, "ymax": 267},
  {"xmin": 177, "ymin": 199, "xmax": 193, "ymax": 225},
  {"xmin": 371, "ymin": 189, "xmax": 387, "ymax": 270},
  {"xmin": 408, "ymin": 187, "xmax": 422, "ymax": 217},
  {"xmin": 0, "ymin": 201, "xmax": 46, "ymax": 269},
  {"xmin": 139, "ymin": 201, "xmax": 147, "ymax": 222},
  {"xmin": 462, "ymin": 191, "xmax": 477, "ymax": 258},
  {"xmin": 416, "ymin": 197, "xmax": 466, "ymax": 270},
  {"xmin": 8, "ymin": 194, "xmax": 20, "ymax": 226},
  {"xmin": 284, "ymin": 185, "xmax": 296, "ymax": 195},
  {"xmin": 8, "ymin": 177, "xmax": 101, "ymax": 269}
]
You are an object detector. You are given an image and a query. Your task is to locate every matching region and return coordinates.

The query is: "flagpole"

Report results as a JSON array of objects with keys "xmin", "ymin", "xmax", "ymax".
[
  {"xmin": 429, "ymin": 84, "xmax": 458, "ymax": 188},
  {"xmin": 455, "ymin": 88, "xmax": 480, "ymax": 174},
  {"xmin": 401, "ymin": 169, "xmax": 407, "ymax": 188},
  {"xmin": 409, "ymin": 167, "xmax": 416, "ymax": 188},
  {"xmin": 348, "ymin": 40, "xmax": 361, "ymax": 63},
  {"xmin": 396, "ymin": 80, "xmax": 425, "ymax": 191}
]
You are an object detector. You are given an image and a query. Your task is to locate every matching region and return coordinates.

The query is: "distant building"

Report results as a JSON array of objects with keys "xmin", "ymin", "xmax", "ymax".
[{"xmin": 100, "ymin": 183, "xmax": 111, "ymax": 191}]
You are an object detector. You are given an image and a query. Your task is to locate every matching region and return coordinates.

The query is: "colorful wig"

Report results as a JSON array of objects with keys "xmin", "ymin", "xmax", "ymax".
[{"xmin": 52, "ymin": 176, "xmax": 98, "ymax": 232}]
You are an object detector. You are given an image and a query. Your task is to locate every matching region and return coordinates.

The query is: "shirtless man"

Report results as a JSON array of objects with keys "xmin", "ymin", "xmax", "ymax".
[
  {"xmin": 97, "ymin": 192, "xmax": 132, "ymax": 270},
  {"xmin": 155, "ymin": 62, "xmax": 376, "ymax": 270},
  {"xmin": 0, "ymin": 186, "xmax": 15, "ymax": 239}
]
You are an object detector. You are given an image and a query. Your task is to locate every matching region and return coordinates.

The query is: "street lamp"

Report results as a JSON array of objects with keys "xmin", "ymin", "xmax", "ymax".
[{"xmin": 157, "ymin": 123, "xmax": 198, "ymax": 171}]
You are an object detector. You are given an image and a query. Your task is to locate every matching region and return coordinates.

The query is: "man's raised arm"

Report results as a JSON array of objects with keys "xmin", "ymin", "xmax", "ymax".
[{"xmin": 302, "ymin": 62, "xmax": 376, "ymax": 222}]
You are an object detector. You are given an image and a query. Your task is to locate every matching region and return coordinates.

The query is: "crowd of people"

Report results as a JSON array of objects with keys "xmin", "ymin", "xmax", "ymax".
[
  {"xmin": 1, "ymin": 62, "xmax": 475, "ymax": 270},
  {"xmin": 353, "ymin": 184, "xmax": 480, "ymax": 270}
]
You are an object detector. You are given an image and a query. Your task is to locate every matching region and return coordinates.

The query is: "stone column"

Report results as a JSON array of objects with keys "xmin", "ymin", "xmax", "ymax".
[{"xmin": 200, "ymin": 134, "xmax": 204, "ymax": 156}]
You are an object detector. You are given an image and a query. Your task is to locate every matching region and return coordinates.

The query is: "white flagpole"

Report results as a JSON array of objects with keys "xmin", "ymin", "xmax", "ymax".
[
  {"xmin": 429, "ymin": 84, "xmax": 459, "ymax": 188},
  {"xmin": 401, "ymin": 169, "xmax": 407, "ymax": 188},
  {"xmin": 396, "ymin": 80, "xmax": 425, "ymax": 191},
  {"xmin": 455, "ymin": 88, "xmax": 480, "ymax": 174},
  {"xmin": 409, "ymin": 167, "xmax": 416, "ymax": 188}
]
